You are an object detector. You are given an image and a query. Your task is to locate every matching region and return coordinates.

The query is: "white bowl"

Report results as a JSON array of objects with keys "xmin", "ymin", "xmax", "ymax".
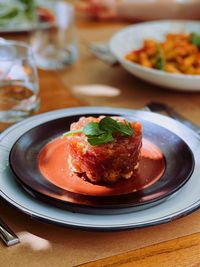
[{"xmin": 109, "ymin": 20, "xmax": 200, "ymax": 91}]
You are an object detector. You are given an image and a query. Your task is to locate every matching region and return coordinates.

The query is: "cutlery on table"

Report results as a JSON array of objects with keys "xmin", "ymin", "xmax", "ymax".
[
  {"xmin": 146, "ymin": 101, "xmax": 200, "ymax": 134},
  {"xmin": 87, "ymin": 42, "xmax": 118, "ymax": 66},
  {"xmin": 0, "ymin": 216, "xmax": 19, "ymax": 246}
]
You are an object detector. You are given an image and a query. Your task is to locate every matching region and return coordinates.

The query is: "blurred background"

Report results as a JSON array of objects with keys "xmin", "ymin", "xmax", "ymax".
[
  {"xmin": 76, "ymin": 0, "xmax": 200, "ymax": 21},
  {"xmin": 0, "ymin": 0, "xmax": 200, "ymax": 131}
]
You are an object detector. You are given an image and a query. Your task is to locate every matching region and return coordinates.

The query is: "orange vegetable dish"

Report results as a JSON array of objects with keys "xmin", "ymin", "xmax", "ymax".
[{"xmin": 125, "ymin": 33, "xmax": 200, "ymax": 74}]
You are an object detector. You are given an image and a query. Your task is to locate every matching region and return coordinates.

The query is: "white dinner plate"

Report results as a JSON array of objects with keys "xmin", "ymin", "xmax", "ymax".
[
  {"xmin": 109, "ymin": 20, "xmax": 200, "ymax": 91},
  {"xmin": 0, "ymin": 107, "xmax": 200, "ymax": 231}
]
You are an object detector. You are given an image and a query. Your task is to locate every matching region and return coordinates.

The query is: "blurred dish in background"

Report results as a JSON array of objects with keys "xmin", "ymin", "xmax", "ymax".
[
  {"xmin": 76, "ymin": 0, "xmax": 200, "ymax": 21},
  {"xmin": 125, "ymin": 33, "xmax": 200, "ymax": 75},
  {"xmin": 109, "ymin": 20, "xmax": 200, "ymax": 91},
  {"xmin": 0, "ymin": 0, "xmax": 55, "ymax": 33}
]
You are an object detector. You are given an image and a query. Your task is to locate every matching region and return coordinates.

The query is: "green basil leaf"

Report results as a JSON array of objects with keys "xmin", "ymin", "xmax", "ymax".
[
  {"xmin": 19, "ymin": 0, "xmax": 36, "ymax": 19},
  {"xmin": 100, "ymin": 116, "xmax": 133, "ymax": 137},
  {"xmin": 118, "ymin": 122, "xmax": 133, "ymax": 136},
  {"xmin": 0, "ymin": 8, "xmax": 18, "ymax": 20},
  {"xmin": 87, "ymin": 132, "xmax": 114, "ymax": 146},
  {"xmin": 99, "ymin": 117, "xmax": 121, "ymax": 132},
  {"xmin": 190, "ymin": 32, "xmax": 200, "ymax": 47},
  {"xmin": 83, "ymin": 122, "xmax": 105, "ymax": 136},
  {"xmin": 63, "ymin": 116, "xmax": 134, "ymax": 146}
]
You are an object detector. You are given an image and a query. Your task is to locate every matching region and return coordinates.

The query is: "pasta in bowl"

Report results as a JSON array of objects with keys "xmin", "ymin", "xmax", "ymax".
[
  {"xmin": 125, "ymin": 33, "xmax": 200, "ymax": 75},
  {"xmin": 109, "ymin": 20, "xmax": 200, "ymax": 91}
]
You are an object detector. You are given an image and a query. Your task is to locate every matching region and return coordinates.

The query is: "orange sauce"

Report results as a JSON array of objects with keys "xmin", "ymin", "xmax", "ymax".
[{"xmin": 38, "ymin": 137, "xmax": 165, "ymax": 197}]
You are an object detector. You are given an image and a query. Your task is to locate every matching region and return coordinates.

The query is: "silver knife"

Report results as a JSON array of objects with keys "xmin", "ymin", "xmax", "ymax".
[{"xmin": 0, "ymin": 216, "xmax": 20, "ymax": 246}]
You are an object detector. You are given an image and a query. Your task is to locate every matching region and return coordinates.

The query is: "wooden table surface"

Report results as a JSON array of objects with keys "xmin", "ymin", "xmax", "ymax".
[{"xmin": 0, "ymin": 21, "xmax": 200, "ymax": 267}]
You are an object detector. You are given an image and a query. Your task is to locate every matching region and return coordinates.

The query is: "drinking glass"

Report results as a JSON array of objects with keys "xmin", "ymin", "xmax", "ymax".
[
  {"xmin": 0, "ymin": 40, "xmax": 39, "ymax": 131},
  {"xmin": 30, "ymin": 1, "xmax": 78, "ymax": 70}
]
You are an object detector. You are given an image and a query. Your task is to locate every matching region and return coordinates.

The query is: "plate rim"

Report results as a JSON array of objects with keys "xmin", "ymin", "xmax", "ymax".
[
  {"xmin": 0, "ymin": 106, "xmax": 200, "ymax": 230},
  {"xmin": 1, "ymin": 194, "xmax": 200, "ymax": 231}
]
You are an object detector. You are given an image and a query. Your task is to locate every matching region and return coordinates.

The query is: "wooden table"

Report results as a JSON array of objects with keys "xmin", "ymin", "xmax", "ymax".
[{"xmin": 0, "ymin": 21, "xmax": 200, "ymax": 267}]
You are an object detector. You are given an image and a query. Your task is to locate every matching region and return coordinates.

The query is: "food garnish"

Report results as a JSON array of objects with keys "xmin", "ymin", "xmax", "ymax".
[
  {"xmin": 0, "ymin": 0, "xmax": 35, "ymax": 25},
  {"xmin": 155, "ymin": 46, "xmax": 165, "ymax": 70},
  {"xmin": 63, "ymin": 116, "xmax": 134, "ymax": 146},
  {"xmin": 190, "ymin": 32, "xmax": 200, "ymax": 47},
  {"xmin": 0, "ymin": 0, "xmax": 54, "ymax": 27}
]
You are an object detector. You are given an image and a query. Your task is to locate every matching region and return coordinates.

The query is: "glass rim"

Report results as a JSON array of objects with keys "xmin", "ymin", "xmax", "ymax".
[{"xmin": 0, "ymin": 39, "xmax": 33, "ymax": 61}]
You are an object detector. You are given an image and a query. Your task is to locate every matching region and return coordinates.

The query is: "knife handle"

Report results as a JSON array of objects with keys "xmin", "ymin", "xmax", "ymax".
[{"xmin": 0, "ymin": 217, "xmax": 19, "ymax": 246}]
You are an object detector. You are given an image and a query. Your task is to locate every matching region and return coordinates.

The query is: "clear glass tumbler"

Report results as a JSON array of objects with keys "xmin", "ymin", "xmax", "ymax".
[
  {"xmin": 0, "ymin": 40, "xmax": 39, "ymax": 130},
  {"xmin": 30, "ymin": 1, "xmax": 78, "ymax": 70}
]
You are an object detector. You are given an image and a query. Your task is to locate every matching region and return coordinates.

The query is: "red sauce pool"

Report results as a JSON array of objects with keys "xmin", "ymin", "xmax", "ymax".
[{"xmin": 38, "ymin": 137, "xmax": 165, "ymax": 197}]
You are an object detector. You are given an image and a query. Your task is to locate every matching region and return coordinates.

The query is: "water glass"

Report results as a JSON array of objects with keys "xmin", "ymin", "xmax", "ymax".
[
  {"xmin": 0, "ymin": 40, "xmax": 39, "ymax": 131},
  {"xmin": 30, "ymin": 1, "xmax": 78, "ymax": 70}
]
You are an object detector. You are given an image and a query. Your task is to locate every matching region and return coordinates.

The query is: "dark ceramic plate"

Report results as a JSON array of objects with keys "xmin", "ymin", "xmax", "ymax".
[{"xmin": 9, "ymin": 113, "xmax": 195, "ymax": 213}]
